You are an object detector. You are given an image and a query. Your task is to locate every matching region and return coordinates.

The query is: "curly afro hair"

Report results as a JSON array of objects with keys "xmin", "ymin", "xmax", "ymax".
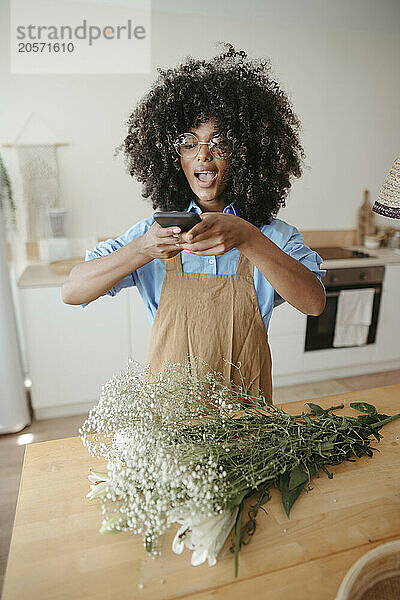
[{"xmin": 120, "ymin": 42, "xmax": 306, "ymax": 227}]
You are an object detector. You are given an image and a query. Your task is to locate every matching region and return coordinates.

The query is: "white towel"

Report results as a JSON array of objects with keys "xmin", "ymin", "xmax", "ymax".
[{"xmin": 333, "ymin": 288, "xmax": 375, "ymax": 347}]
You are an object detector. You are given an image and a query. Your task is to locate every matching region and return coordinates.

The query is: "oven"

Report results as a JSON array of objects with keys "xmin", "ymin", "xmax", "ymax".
[{"xmin": 305, "ymin": 265, "xmax": 385, "ymax": 351}]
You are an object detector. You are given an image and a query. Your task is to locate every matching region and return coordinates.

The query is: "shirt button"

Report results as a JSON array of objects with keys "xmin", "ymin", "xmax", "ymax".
[{"xmin": 208, "ymin": 258, "xmax": 214, "ymax": 264}]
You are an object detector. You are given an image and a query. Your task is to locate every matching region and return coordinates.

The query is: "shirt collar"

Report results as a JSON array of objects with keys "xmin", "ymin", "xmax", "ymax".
[{"xmin": 185, "ymin": 198, "xmax": 237, "ymax": 216}]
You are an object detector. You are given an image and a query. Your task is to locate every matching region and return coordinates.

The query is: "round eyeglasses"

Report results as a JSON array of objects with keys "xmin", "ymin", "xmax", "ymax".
[{"xmin": 173, "ymin": 132, "xmax": 233, "ymax": 160}]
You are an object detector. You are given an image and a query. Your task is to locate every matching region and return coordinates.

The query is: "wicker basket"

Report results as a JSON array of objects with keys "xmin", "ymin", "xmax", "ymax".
[{"xmin": 335, "ymin": 540, "xmax": 400, "ymax": 600}]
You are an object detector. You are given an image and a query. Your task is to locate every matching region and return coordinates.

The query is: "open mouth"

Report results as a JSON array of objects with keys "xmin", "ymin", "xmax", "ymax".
[{"xmin": 194, "ymin": 170, "xmax": 218, "ymax": 188}]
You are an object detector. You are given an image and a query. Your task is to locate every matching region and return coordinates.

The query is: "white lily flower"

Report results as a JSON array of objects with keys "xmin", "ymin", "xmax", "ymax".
[
  {"xmin": 171, "ymin": 508, "xmax": 238, "ymax": 567},
  {"xmin": 88, "ymin": 470, "xmax": 109, "ymax": 484},
  {"xmin": 171, "ymin": 524, "xmax": 188, "ymax": 554},
  {"xmin": 86, "ymin": 480, "xmax": 110, "ymax": 499},
  {"xmin": 86, "ymin": 469, "xmax": 110, "ymax": 499}
]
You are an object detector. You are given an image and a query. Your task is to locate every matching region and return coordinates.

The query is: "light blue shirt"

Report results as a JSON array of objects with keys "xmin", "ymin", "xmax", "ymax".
[{"xmin": 82, "ymin": 199, "xmax": 327, "ymax": 333}]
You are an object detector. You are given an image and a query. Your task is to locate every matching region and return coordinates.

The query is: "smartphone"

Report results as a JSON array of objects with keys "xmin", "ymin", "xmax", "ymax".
[{"xmin": 153, "ymin": 211, "xmax": 201, "ymax": 232}]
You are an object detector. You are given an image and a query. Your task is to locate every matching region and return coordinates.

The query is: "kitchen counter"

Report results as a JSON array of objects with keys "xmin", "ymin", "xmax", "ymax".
[
  {"xmin": 3, "ymin": 384, "xmax": 400, "ymax": 600},
  {"xmin": 18, "ymin": 260, "xmax": 84, "ymax": 288},
  {"xmin": 321, "ymin": 245, "xmax": 400, "ymax": 270},
  {"xmin": 15, "ymin": 247, "xmax": 400, "ymax": 288}
]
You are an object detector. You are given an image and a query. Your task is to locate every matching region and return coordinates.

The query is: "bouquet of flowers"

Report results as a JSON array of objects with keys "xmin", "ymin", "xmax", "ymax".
[{"xmin": 79, "ymin": 357, "xmax": 400, "ymax": 576}]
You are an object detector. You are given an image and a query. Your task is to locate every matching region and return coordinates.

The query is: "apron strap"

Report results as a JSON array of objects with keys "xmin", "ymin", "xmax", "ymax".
[
  {"xmin": 165, "ymin": 252, "xmax": 183, "ymax": 272},
  {"xmin": 235, "ymin": 250, "xmax": 253, "ymax": 276}
]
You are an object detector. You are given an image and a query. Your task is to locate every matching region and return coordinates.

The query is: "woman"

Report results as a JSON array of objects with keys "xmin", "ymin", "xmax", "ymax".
[{"xmin": 62, "ymin": 43, "xmax": 326, "ymax": 404}]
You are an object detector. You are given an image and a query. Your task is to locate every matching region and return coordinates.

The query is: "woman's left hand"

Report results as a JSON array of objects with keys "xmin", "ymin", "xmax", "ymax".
[{"xmin": 176, "ymin": 213, "xmax": 253, "ymax": 255}]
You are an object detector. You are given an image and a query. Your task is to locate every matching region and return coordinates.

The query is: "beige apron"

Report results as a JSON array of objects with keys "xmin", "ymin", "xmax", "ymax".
[{"xmin": 144, "ymin": 249, "xmax": 273, "ymax": 405}]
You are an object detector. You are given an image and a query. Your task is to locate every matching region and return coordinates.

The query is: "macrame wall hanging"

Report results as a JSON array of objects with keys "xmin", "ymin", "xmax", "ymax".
[
  {"xmin": 1, "ymin": 113, "xmax": 67, "ymax": 241},
  {"xmin": 16, "ymin": 143, "xmax": 61, "ymax": 240}
]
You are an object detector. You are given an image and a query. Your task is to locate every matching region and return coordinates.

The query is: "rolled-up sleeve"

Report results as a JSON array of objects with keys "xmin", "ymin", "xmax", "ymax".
[
  {"xmin": 81, "ymin": 218, "xmax": 152, "ymax": 308},
  {"xmin": 274, "ymin": 225, "xmax": 327, "ymax": 307}
]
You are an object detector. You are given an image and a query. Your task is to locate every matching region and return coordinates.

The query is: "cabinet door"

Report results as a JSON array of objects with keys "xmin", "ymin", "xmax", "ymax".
[
  {"xmin": 268, "ymin": 302, "xmax": 307, "ymax": 336},
  {"xmin": 268, "ymin": 304, "xmax": 306, "ymax": 376},
  {"xmin": 269, "ymin": 334, "xmax": 305, "ymax": 376},
  {"xmin": 303, "ymin": 343, "xmax": 376, "ymax": 371},
  {"xmin": 19, "ymin": 286, "xmax": 131, "ymax": 410},
  {"xmin": 374, "ymin": 264, "xmax": 400, "ymax": 362},
  {"xmin": 127, "ymin": 288, "xmax": 152, "ymax": 366}
]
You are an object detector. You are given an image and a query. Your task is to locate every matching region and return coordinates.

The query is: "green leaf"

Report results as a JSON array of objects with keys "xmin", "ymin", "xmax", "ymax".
[
  {"xmin": 306, "ymin": 402, "xmax": 325, "ymax": 416},
  {"xmin": 99, "ymin": 513, "xmax": 127, "ymax": 535},
  {"xmin": 306, "ymin": 402, "xmax": 344, "ymax": 416},
  {"xmin": 320, "ymin": 441, "xmax": 334, "ymax": 452},
  {"xmin": 288, "ymin": 466, "xmax": 309, "ymax": 491},
  {"xmin": 230, "ymin": 488, "xmax": 251, "ymax": 508},
  {"xmin": 280, "ymin": 472, "xmax": 305, "ymax": 518},
  {"xmin": 356, "ymin": 414, "xmax": 379, "ymax": 425},
  {"xmin": 239, "ymin": 482, "xmax": 274, "ymax": 548},
  {"xmin": 233, "ymin": 501, "xmax": 244, "ymax": 578},
  {"xmin": 349, "ymin": 402, "xmax": 378, "ymax": 415},
  {"xmin": 338, "ymin": 420, "xmax": 350, "ymax": 431},
  {"xmin": 370, "ymin": 413, "xmax": 400, "ymax": 429}
]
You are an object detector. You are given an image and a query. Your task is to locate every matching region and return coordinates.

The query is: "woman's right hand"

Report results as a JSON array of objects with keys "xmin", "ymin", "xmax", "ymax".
[{"xmin": 140, "ymin": 222, "xmax": 183, "ymax": 259}]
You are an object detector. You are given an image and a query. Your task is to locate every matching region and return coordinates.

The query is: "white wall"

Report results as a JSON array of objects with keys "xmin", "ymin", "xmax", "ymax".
[{"xmin": 1, "ymin": 0, "xmax": 399, "ymax": 242}]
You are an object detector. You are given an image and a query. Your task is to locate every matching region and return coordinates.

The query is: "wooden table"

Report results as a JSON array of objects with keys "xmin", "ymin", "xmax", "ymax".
[{"xmin": 3, "ymin": 384, "xmax": 400, "ymax": 600}]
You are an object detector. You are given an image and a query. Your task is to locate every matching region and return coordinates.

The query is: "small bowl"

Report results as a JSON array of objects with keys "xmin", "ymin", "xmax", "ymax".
[
  {"xmin": 364, "ymin": 235, "xmax": 381, "ymax": 250},
  {"xmin": 335, "ymin": 539, "xmax": 400, "ymax": 600}
]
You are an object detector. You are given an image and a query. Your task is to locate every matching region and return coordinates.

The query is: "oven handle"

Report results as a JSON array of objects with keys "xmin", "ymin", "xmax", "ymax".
[{"xmin": 326, "ymin": 287, "xmax": 381, "ymax": 298}]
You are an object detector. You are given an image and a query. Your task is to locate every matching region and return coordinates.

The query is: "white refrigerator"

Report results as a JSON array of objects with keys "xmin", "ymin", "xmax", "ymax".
[{"xmin": 0, "ymin": 209, "xmax": 31, "ymax": 434}]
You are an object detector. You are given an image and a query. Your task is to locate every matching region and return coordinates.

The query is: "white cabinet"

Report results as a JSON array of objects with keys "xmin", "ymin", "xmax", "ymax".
[
  {"xmin": 269, "ymin": 334, "xmax": 305, "ymax": 376},
  {"xmin": 302, "ymin": 343, "xmax": 376, "ymax": 372},
  {"xmin": 268, "ymin": 301, "xmax": 307, "ymax": 336},
  {"xmin": 373, "ymin": 264, "xmax": 400, "ymax": 362},
  {"xmin": 268, "ymin": 302, "xmax": 307, "ymax": 376},
  {"xmin": 127, "ymin": 287, "xmax": 152, "ymax": 366},
  {"xmin": 19, "ymin": 286, "xmax": 131, "ymax": 417}
]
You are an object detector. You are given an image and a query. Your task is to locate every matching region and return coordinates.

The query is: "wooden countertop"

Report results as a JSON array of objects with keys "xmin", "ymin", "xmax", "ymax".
[
  {"xmin": 3, "ymin": 384, "xmax": 400, "ymax": 600},
  {"xmin": 17, "ymin": 261, "xmax": 84, "ymax": 288}
]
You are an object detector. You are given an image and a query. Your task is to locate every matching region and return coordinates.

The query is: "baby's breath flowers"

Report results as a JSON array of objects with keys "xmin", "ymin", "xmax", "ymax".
[
  {"xmin": 79, "ymin": 357, "xmax": 242, "ymax": 556},
  {"xmin": 79, "ymin": 357, "xmax": 400, "ymax": 576}
]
